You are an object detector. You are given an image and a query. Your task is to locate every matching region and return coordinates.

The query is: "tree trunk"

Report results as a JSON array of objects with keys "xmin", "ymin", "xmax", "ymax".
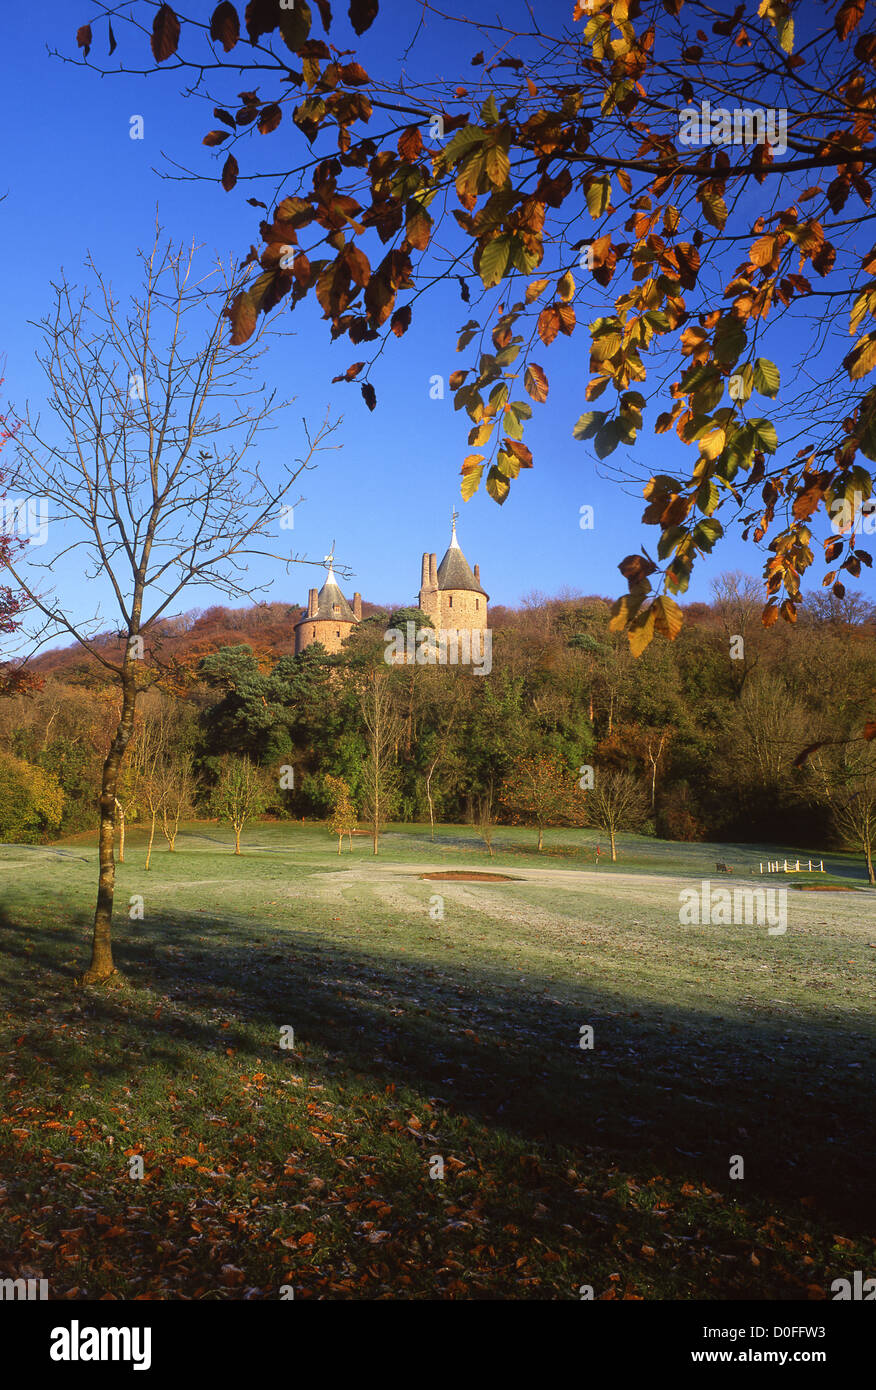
[
  {"xmin": 867, "ymin": 842, "xmax": 875, "ymax": 886},
  {"xmin": 610, "ymin": 828, "xmax": 617, "ymax": 862},
  {"xmin": 145, "ymin": 810, "xmax": 157, "ymax": 871},
  {"xmin": 537, "ymin": 825, "xmax": 543, "ymax": 852},
  {"xmin": 235, "ymin": 826, "xmax": 241, "ymax": 854},
  {"xmin": 83, "ymin": 663, "xmax": 138, "ymax": 982},
  {"xmin": 426, "ymin": 768, "xmax": 436, "ymax": 841},
  {"xmin": 337, "ymin": 834, "xmax": 342, "ymax": 855},
  {"xmin": 115, "ymin": 799, "xmax": 126, "ymax": 864}
]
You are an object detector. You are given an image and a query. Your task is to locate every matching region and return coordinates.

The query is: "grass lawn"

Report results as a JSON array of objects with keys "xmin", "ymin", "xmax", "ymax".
[{"xmin": 0, "ymin": 820, "xmax": 874, "ymax": 1300}]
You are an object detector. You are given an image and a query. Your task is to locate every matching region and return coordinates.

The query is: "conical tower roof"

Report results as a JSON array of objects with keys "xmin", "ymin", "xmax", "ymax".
[
  {"xmin": 436, "ymin": 517, "xmax": 487, "ymax": 595},
  {"xmin": 295, "ymin": 562, "xmax": 357, "ymax": 626}
]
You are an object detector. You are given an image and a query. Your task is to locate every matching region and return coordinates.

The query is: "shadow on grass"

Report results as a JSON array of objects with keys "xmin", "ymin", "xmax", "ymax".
[{"xmin": 1, "ymin": 900, "xmax": 874, "ymax": 1235}]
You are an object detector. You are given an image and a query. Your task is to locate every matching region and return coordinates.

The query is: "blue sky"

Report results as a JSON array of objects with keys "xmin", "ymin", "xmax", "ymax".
[{"xmin": 2, "ymin": 1, "xmax": 872, "ymax": 652}]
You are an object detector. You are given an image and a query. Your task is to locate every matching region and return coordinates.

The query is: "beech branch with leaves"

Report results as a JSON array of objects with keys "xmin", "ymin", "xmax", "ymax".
[{"xmin": 69, "ymin": 0, "xmax": 876, "ymax": 651}]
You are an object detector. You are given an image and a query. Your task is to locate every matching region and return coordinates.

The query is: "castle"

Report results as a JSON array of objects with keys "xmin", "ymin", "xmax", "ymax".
[{"xmin": 294, "ymin": 517, "xmax": 488, "ymax": 656}]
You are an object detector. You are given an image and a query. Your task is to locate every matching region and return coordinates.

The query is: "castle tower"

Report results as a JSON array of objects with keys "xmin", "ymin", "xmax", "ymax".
[
  {"xmin": 294, "ymin": 559, "xmax": 361, "ymax": 655},
  {"xmin": 419, "ymin": 514, "xmax": 488, "ymax": 631}
]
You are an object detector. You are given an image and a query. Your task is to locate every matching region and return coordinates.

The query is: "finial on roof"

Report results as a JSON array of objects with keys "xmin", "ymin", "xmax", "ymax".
[
  {"xmin": 450, "ymin": 507, "xmax": 459, "ymax": 547},
  {"xmin": 323, "ymin": 538, "xmax": 336, "ymax": 574}
]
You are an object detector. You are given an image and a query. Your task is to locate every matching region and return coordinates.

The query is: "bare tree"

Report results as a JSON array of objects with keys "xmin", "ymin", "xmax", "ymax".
[
  {"xmin": 423, "ymin": 676, "xmax": 464, "ymax": 842},
  {"xmin": 128, "ymin": 693, "xmax": 169, "ymax": 872},
  {"xmin": 2, "ymin": 232, "xmax": 338, "ymax": 980},
  {"xmin": 644, "ymin": 728, "xmax": 670, "ymax": 817},
  {"xmin": 210, "ymin": 755, "xmax": 268, "ymax": 855},
  {"xmin": 810, "ymin": 743, "xmax": 876, "ymax": 886},
  {"xmin": 710, "ymin": 572, "xmax": 764, "ymax": 698},
  {"xmin": 359, "ymin": 669, "xmax": 401, "ymax": 856},
  {"xmin": 469, "ymin": 778, "xmax": 496, "ymax": 859},
  {"xmin": 160, "ymin": 751, "xmax": 194, "ymax": 852},
  {"xmin": 586, "ymin": 768, "xmax": 649, "ymax": 863}
]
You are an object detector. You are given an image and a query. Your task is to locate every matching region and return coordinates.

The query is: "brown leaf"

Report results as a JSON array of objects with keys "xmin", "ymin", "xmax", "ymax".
[
  {"xmin": 210, "ymin": 2, "xmax": 240, "ymax": 52},
  {"xmin": 398, "ymin": 126, "xmax": 423, "ymax": 162},
  {"xmin": 341, "ymin": 61, "xmax": 369, "ymax": 85},
  {"xmin": 504, "ymin": 439, "xmax": 533, "ymax": 467},
  {"xmin": 348, "ymin": 0, "xmax": 378, "ymax": 36},
  {"xmin": 221, "ymin": 153, "xmax": 239, "ymax": 191},
  {"xmin": 76, "ymin": 23, "xmax": 92, "ymax": 58},
  {"xmin": 257, "ymin": 103, "xmax": 283, "ymax": 134},
  {"xmin": 361, "ymin": 381, "xmax": 377, "ymax": 411},
  {"xmin": 391, "ymin": 305, "xmax": 412, "ymax": 337},
  {"xmin": 537, "ymin": 306, "xmax": 560, "ymax": 346},
  {"xmin": 151, "ymin": 4, "xmax": 181, "ymax": 63},
  {"xmin": 835, "ymin": 0, "xmax": 865, "ymax": 40},
  {"xmin": 524, "ymin": 363, "xmax": 549, "ymax": 402},
  {"xmin": 228, "ymin": 290, "xmax": 257, "ymax": 345},
  {"xmin": 619, "ymin": 554, "xmax": 656, "ymax": 587}
]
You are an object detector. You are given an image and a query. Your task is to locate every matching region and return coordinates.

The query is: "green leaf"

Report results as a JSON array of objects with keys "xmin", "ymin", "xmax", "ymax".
[
  {"xmin": 496, "ymin": 448, "xmax": 521, "ymax": 479},
  {"xmin": 440, "ymin": 124, "xmax": 488, "ymax": 169},
  {"xmin": 692, "ymin": 518, "xmax": 723, "ymax": 551},
  {"xmin": 586, "ymin": 176, "xmax": 612, "ymax": 219},
  {"xmin": 279, "ymin": 0, "xmax": 312, "ymax": 49},
  {"xmin": 486, "ymin": 464, "xmax": 510, "ymax": 504},
  {"xmin": 480, "ymin": 93, "xmax": 499, "ymax": 125},
  {"xmin": 698, "ymin": 187, "xmax": 728, "ymax": 230},
  {"xmin": 750, "ymin": 418, "xmax": 778, "ymax": 453},
  {"xmin": 479, "ymin": 236, "xmax": 512, "ymax": 288},
  {"xmin": 460, "ymin": 455, "xmax": 484, "ymax": 501},
  {"xmin": 752, "ymin": 357, "xmax": 780, "ymax": 398},
  {"xmin": 594, "ymin": 420, "xmax": 621, "ymax": 459},
  {"xmin": 696, "ymin": 480, "xmax": 720, "ymax": 515},
  {"xmin": 573, "ymin": 410, "xmax": 606, "ymax": 441}
]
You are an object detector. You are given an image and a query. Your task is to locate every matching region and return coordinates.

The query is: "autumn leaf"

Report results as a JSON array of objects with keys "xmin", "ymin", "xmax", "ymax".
[
  {"xmin": 348, "ymin": 0, "xmax": 378, "ymax": 37},
  {"xmin": 210, "ymin": 2, "xmax": 240, "ymax": 51},
  {"xmin": 221, "ymin": 153, "xmax": 239, "ymax": 191},
  {"xmin": 151, "ymin": 4, "xmax": 180, "ymax": 63},
  {"xmin": 524, "ymin": 363, "xmax": 549, "ymax": 402},
  {"xmin": 258, "ymin": 104, "xmax": 283, "ymax": 134}
]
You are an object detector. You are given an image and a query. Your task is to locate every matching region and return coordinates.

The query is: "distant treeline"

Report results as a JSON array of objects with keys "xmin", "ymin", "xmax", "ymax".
[{"xmin": 1, "ymin": 577, "xmax": 874, "ymax": 858}]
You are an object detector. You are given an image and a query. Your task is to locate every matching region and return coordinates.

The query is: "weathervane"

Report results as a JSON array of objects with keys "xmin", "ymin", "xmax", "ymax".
[{"xmin": 287, "ymin": 537, "xmax": 354, "ymax": 580}]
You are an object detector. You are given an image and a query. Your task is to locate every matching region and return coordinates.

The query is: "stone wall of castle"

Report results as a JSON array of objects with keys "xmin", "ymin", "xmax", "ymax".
[
  {"xmin": 429, "ymin": 588, "xmax": 487, "ymax": 631},
  {"xmin": 294, "ymin": 619, "xmax": 355, "ymax": 655}
]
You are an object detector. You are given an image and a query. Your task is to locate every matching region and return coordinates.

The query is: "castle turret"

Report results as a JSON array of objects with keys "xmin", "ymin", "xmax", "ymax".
[
  {"xmin": 295, "ymin": 560, "xmax": 360, "ymax": 655},
  {"xmin": 420, "ymin": 516, "xmax": 488, "ymax": 630}
]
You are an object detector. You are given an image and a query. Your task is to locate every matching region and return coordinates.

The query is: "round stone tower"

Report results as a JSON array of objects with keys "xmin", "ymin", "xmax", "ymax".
[
  {"xmin": 294, "ymin": 561, "xmax": 362, "ymax": 655},
  {"xmin": 418, "ymin": 516, "xmax": 488, "ymax": 631}
]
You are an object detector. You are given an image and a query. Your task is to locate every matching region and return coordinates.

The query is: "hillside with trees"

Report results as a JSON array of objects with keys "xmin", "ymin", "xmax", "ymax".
[{"xmin": 2, "ymin": 578, "xmax": 873, "ymax": 869}]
